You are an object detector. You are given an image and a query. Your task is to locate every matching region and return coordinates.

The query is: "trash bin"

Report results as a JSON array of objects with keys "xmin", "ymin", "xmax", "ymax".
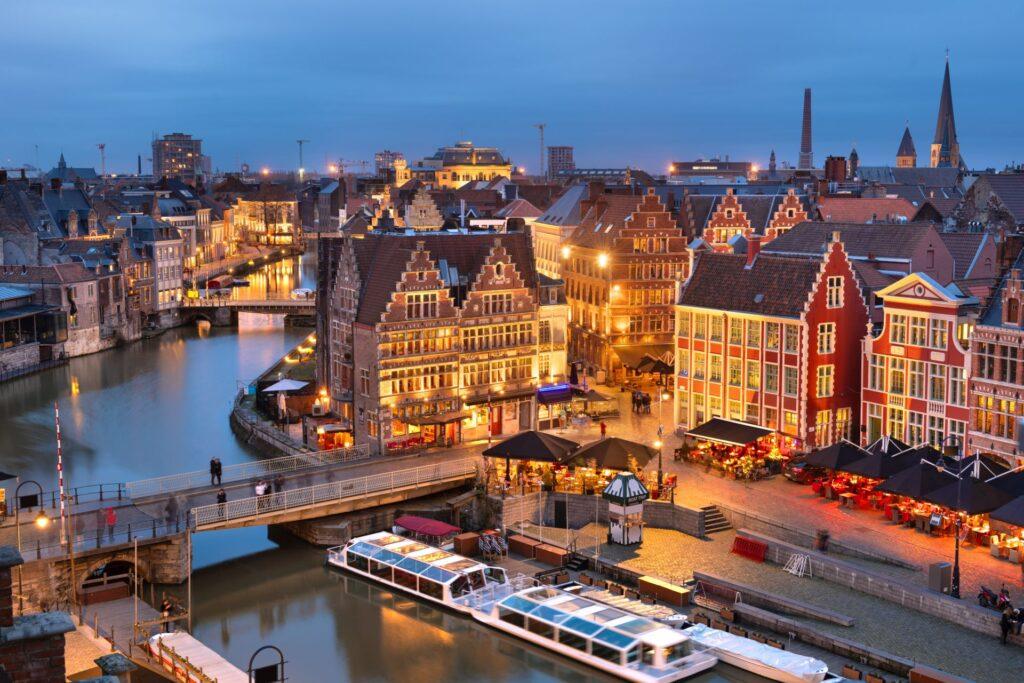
[
  {"xmin": 928, "ymin": 562, "xmax": 952, "ymax": 594},
  {"xmin": 815, "ymin": 529, "xmax": 830, "ymax": 552}
]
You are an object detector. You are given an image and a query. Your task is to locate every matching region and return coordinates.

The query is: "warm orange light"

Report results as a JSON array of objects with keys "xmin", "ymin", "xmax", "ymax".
[
  {"xmin": 561, "ymin": 246, "xmax": 571, "ymax": 259},
  {"xmin": 597, "ymin": 252, "xmax": 609, "ymax": 268},
  {"xmin": 261, "ymin": 167, "xmax": 270, "ymax": 176},
  {"xmin": 34, "ymin": 512, "xmax": 49, "ymax": 529}
]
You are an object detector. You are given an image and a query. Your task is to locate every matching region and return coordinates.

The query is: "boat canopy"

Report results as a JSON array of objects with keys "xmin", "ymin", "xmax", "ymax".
[
  {"xmin": 394, "ymin": 515, "xmax": 460, "ymax": 538},
  {"xmin": 496, "ymin": 586, "xmax": 686, "ymax": 651},
  {"xmin": 683, "ymin": 624, "xmax": 828, "ymax": 681},
  {"xmin": 346, "ymin": 532, "xmax": 488, "ymax": 585}
]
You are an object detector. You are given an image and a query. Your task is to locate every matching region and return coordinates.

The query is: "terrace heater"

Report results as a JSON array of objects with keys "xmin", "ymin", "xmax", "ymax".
[{"xmin": 602, "ymin": 472, "xmax": 649, "ymax": 545}]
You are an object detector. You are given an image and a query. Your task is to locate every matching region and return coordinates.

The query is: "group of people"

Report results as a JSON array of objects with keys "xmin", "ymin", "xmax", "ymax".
[
  {"xmin": 254, "ymin": 475, "xmax": 285, "ymax": 509},
  {"xmin": 630, "ymin": 391, "xmax": 653, "ymax": 414},
  {"xmin": 209, "ymin": 458, "xmax": 223, "ymax": 486}
]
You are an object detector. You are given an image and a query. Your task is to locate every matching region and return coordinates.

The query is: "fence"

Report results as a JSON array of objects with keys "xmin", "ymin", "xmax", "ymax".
[
  {"xmin": 8, "ymin": 482, "xmax": 127, "ymax": 517},
  {"xmin": 126, "ymin": 444, "xmax": 369, "ymax": 499},
  {"xmin": 191, "ymin": 457, "xmax": 479, "ymax": 528},
  {"xmin": 24, "ymin": 515, "xmax": 187, "ymax": 562}
]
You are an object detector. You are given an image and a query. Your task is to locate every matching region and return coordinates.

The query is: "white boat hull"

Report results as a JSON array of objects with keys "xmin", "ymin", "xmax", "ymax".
[{"xmin": 326, "ymin": 554, "xmax": 474, "ymax": 615}]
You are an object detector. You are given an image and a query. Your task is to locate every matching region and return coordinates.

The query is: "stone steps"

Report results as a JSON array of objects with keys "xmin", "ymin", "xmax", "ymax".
[{"xmin": 701, "ymin": 504, "xmax": 732, "ymax": 534}]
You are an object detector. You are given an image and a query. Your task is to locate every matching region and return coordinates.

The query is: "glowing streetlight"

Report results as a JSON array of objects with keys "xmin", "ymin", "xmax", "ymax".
[
  {"xmin": 597, "ymin": 252, "xmax": 609, "ymax": 268},
  {"xmin": 34, "ymin": 512, "xmax": 50, "ymax": 529},
  {"xmin": 561, "ymin": 246, "xmax": 571, "ymax": 259},
  {"xmin": 261, "ymin": 167, "xmax": 270, "ymax": 176}
]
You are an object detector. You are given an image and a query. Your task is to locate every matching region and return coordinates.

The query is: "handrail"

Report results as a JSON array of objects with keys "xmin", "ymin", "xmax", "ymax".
[
  {"xmin": 8, "ymin": 482, "xmax": 127, "ymax": 516},
  {"xmin": 180, "ymin": 297, "xmax": 314, "ymax": 308},
  {"xmin": 191, "ymin": 457, "xmax": 479, "ymax": 528},
  {"xmin": 127, "ymin": 445, "xmax": 369, "ymax": 498}
]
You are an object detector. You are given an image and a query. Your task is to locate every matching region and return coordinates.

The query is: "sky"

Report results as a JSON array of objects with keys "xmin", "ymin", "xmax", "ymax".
[{"xmin": 3, "ymin": 1, "xmax": 1024, "ymax": 176}]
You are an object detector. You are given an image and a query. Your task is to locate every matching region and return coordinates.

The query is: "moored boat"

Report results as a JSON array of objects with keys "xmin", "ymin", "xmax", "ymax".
[{"xmin": 682, "ymin": 623, "xmax": 832, "ymax": 683}]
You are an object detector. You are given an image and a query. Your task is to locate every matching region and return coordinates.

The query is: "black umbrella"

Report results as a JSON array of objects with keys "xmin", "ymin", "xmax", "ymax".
[
  {"xmin": 988, "ymin": 471, "xmax": 1024, "ymax": 497},
  {"xmin": 842, "ymin": 448, "xmax": 921, "ymax": 479},
  {"xmin": 569, "ymin": 362, "xmax": 579, "ymax": 386},
  {"xmin": 803, "ymin": 440, "xmax": 868, "ymax": 472},
  {"xmin": 990, "ymin": 496, "xmax": 1024, "ymax": 527},
  {"xmin": 0, "ymin": 472, "xmax": 16, "ymax": 482},
  {"xmin": 568, "ymin": 437, "xmax": 658, "ymax": 471},
  {"xmin": 649, "ymin": 359, "xmax": 674, "ymax": 375},
  {"xmin": 878, "ymin": 462, "xmax": 958, "ymax": 500},
  {"xmin": 923, "ymin": 477, "xmax": 1016, "ymax": 515},
  {"xmin": 864, "ymin": 435, "xmax": 911, "ymax": 458},
  {"xmin": 481, "ymin": 430, "xmax": 580, "ymax": 463},
  {"xmin": 636, "ymin": 356, "xmax": 657, "ymax": 373}
]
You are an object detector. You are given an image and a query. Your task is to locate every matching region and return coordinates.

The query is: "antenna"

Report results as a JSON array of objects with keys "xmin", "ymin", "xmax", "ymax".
[
  {"xmin": 533, "ymin": 123, "xmax": 546, "ymax": 178},
  {"xmin": 97, "ymin": 143, "xmax": 107, "ymax": 177},
  {"xmin": 296, "ymin": 139, "xmax": 309, "ymax": 180}
]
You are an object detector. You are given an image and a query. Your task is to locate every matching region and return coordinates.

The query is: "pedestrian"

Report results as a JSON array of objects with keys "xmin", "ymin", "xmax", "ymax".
[
  {"xmin": 1015, "ymin": 607, "xmax": 1024, "ymax": 636},
  {"xmin": 599, "ymin": 421, "xmax": 607, "ymax": 437},
  {"xmin": 213, "ymin": 458, "xmax": 223, "ymax": 486},
  {"xmin": 160, "ymin": 594, "xmax": 174, "ymax": 632},
  {"xmin": 216, "ymin": 488, "xmax": 227, "ymax": 519},
  {"xmin": 254, "ymin": 480, "xmax": 265, "ymax": 510},
  {"xmin": 261, "ymin": 479, "xmax": 272, "ymax": 509},
  {"xmin": 209, "ymin": 458, "xmax": 218, "ymax": 486},
  {"xmin": 274, "ymin": 474, "xmax": 284, "ymax": 494},
  {"xmin": 1000, "ymin": 605, "xmax": 1014, "ymax": 645},
  {"xmin": 104, "ymin": 507, "xmax": 117, "ymax": 542}
]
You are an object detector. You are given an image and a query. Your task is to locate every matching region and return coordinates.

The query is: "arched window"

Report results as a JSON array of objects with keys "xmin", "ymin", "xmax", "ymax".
[{"xmin": 495, "ymin": 263, "xmax": 503, "ymax": 277}]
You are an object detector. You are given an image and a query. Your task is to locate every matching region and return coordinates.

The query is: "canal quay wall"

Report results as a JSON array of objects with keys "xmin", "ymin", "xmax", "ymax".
[
  {"xmin": 497, "ymin": 493, "xmax": 705, "ymax": 539},
  {"xmin": 736, "ymin": 528, "xmax": 1024, "ymax": 645}
]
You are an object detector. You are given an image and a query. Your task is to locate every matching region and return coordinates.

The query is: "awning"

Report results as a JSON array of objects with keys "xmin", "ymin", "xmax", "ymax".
[
  {"xmin": 465, "ymin": 387, "xmax": 537, "ymax": 406},
  {"xmin": 687, "ymin": 418, "xmax": 773, "ymax": 447},
  {"xmin": 262, "ymin": 379, "xmax": 309, "ymax": 393},
  {"xmin": 403, "ymin": 410, "xmax": 470, "ymax": 426},
  {"xmin": 537, "ymin": 384, "xmax": 573, "ymax": 405},
  {"xmin": 990, "ymin": 496, "xmax": 1024, "ymax": 527},
  {"xmin": 877, "ymin": 462, "xmax": 957, "ymax": 500},
  {"xmin": 612, "ymin": 345, "xmax": 672, "ymax": 371},
  {"xmin": 923, "ymin": 477, "xmax": 1015, "ymax": 515},
  {"xmin": 394, "ymin": 515, "xmax": 460, "ymax": 538},
  {"xmin": 0, "ymin": 304, "xmax": 55, "ymax": 323},
  {"xmin": 602, "ymin": 472, "xmax": 650, "ymax": 506}
]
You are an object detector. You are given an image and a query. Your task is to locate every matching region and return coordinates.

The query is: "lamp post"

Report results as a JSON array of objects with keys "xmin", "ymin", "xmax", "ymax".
[
  {"xmin": 941, "ymin": 434, "xmax": 964, "ymax": 599},
  {"xmin": 247, "ymin": 644, "xmax": 286, "ymax": 683},
  {"xmin": 656, "ymin": 390, "xmax": 670, "ymax": 496},
  {"xmin": 14, "ymin": 479, "xmax": 48, "ymax": 614}
]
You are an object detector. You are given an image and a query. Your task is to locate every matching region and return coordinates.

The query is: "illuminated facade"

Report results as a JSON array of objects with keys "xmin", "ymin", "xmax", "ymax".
[
  {"xmin": 395, "ymin": 141, "xmax": 512, "ymax": 189},
  {"xmin": 674, "ymin": 235, "xmax": 868, "ymax": 448},
  {"xmin": 564, "ymin": 189, "xmax": 689, "ymax": 382},
  {"xmin": 318, "ymin": 230, "xmax": 563, "ymax": 454},
  {"xmin": 152, "ymin": 133, "xmax": 204, "ymax": 184},
  {"xmin": 234, "ymin": 184, "xmax": 299, "ymax": 246},
  {"xmin": 861, "ymin": 273, "xmax": 974, "ymax": 449}
]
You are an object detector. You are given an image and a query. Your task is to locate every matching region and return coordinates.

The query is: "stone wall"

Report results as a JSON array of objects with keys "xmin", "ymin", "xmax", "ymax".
[
  {"xmin": 643, "ymin": 500, "xmax": 704, "ymax": 538},
  {"xmin": 0, "ymin": 343, "xmax": 40, "ymax": 375},
  {"xmin": 496, "ymin": 493, "xmax": 704, "ymax": 539},
  {"xmin": 737, "ymin": 529, "xmax": 1023, "ymax": 644}
]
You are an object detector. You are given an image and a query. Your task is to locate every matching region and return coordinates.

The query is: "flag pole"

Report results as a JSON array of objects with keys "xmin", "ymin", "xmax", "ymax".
[{"xmin": 54, "ymin": 401, "xmax": 68, "ymax": 547}]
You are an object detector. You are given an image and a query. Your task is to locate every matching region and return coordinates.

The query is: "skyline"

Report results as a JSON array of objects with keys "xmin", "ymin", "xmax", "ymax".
[{"xmin": 4, "ymin": 1, "xmax": 1024, "ymax": 174}]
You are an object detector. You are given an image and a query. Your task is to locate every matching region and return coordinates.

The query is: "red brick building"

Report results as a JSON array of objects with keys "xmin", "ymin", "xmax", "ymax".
[
  {"xmin": 674, "ymin": 233, "xmax": 868, "ymax": 448},
  {"xmin": 860, "ymin": 273, "xmax": 975, "ymax": 448}
]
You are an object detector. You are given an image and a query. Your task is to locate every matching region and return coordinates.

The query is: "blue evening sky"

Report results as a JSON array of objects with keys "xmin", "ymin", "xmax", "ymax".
[{"xmin": 3, "ymin": 1, "xmax": 1022, "ymax": 174}]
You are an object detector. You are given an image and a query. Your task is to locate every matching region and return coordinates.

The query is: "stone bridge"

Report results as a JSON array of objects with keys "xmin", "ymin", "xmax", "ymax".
[{"xmin": 179, "ymin": 296, "xmax": 315, "ymax": 325}]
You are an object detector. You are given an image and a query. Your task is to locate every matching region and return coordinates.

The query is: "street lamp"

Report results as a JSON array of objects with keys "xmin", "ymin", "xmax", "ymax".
[
  {"xmin": 656, "ymin": 391, "xmax": 670, "ymax": 495},
  {"xmin": 14, "ymin": 479, "xmax": 47, "ymax": 613},
  {"xmin": 940, "ymin": 434, "xmax": 964, "ymax": 599}
]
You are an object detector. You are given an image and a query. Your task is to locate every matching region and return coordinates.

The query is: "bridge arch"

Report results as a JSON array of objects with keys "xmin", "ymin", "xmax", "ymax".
[{"xmin": 78, "ymin": 553, "xmax": 151, "ymax": 593}]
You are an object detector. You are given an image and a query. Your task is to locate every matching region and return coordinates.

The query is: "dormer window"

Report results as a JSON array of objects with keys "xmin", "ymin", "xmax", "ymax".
[
  {"xmin": 787, "ymin": 209, "xmax": 795, "ymax": 218},
  {"xmin": 646, "ymin": 216, "xmax": 656, "ymax": 228},
  {"xmin": 725, "ymin": 209, "xmax": 734, "ymax": 219}
]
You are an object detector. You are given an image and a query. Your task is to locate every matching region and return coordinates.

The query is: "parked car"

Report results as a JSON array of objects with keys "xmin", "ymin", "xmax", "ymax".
[{"xmin": 783, "ymin": 459, "xmax": 827, "ymax": 484}]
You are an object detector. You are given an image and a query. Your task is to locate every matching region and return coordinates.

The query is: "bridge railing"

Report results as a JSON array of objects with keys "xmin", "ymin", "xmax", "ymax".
[
  {"xmin": 180, "ymin": 297, "xmax": 315, "ymax": 308},
  {"xmin": 126, "ymin": 445, "xmax": 370, "ymax": 499},
  {"xmin": 191, "ymin": 457, "xmax": 479, "ymax": 528},
  {"xmin": 7, "ymin": 482, "xmax": 127, "ymax": 517},
  {"xmin": 24, "ymin": 515, "xmax": 188, "ymax": 562}
]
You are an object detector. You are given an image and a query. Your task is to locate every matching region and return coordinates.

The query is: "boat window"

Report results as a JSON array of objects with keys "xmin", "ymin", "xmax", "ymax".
[
  {"xmin": 590, "ymin": 642, "xmax": 622, "ymax": 664},
  {"xmin": 442, "ymin": 559, "xmax": 479, "ymax": 572},
  {"xmin": 421, "ymin": 566, "xmax": 456, "ymax": 584},
  {"xmin": 661, "ymin": 642, "xmax": 691, "ymax": 662},
  {"xmin": 561, "ymin": 616, "xmax": 602, "ymax": 636},
  {"xmin": 375, "ymin": 549, "xmax": 404, "ymax": 566},
  {"xmin": 499, "ymin": 595, "xmax": 539, "ymax": 614},
  {"xmin": 557, "ymin": 630, "xmax": 589, "ymax": 653},
  {"xmin": 553, "ymin": 597, "xmax": 592, "ymax": 613},
  {"xmin": 615, "ymin": 618, "xmax": 660, "ymax": 636},
  {"xmin": 368, "ymin": 534, "xmax": 405, "ymax": 547},
  {"xmin": 484, "ymin": 567, "xmax": 506, "ymax": 584},
  {"xmin": 369, "ymin": 560, "xmax": 392, "ymax": 581},
  {"xmin": 642, "ymin": 644, "xmax": 655, "ymax": 666},
  {"xmin": 346, "ymin": 551, "xmax": 369, "ymax": 572},
  {"xmin": 590, "ymin": 608, "xmax": 629, "ymax": 624},
  {"xmin": 526, "ymin": 617, "xmax": 555, "ymax": 639},
  {"xmin": 396, "ymin": 557, "xmax": 431, "ymax": 574},
  {"xmin": 594, "ymin": 628, "xmax": 636, "ymax": 650},
  {"xmin": 418, "ymin": 550, "xmax": 452, "ymax": 563},
  {"xmin": 450, "ymin": 576, "xmax": 471, "ymax": 598},
  {"xmin": 627, "ymin": 646, "xmax": 642, "ymax": 665},
  {"xmin": 350, "ymin": 542, "xmax": 383, "ymax": 558},
  {"xmin": 418, "ymin": 578, "xmax": 443, "ymax": 601},
  {"xmin": 467, "ymin": 570, "xmax": 485, "ymax": 591},
  {"xmin": 498, "ymin": 607, "xmax": 526, "ymax": 628},
  {"xmin": 392, "ymin": 568, "xmax": 418, "ymax": 591},
  {"xmin": 523, "ymin": 587, "xmax": 561, "ymax": 601},
  {"xmin": 532, "ymin": 605, "xmax": 569, "ymax": 624},
  {"xmin": 392, "ymin": 542, "xmax": 428, "ymax": 555}
]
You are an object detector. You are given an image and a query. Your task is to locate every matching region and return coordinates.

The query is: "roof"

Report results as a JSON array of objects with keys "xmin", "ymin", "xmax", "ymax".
[
  {"xmin": 495, "ymin": 198, "xmax": 542, "ymax": 219},
  {"xmin": 535, "ymin": 184, "xmax": 587, "ymax": 227},
  {"xmin": 973, "ymin": 173, "xmax": 1024, "ymax": 223},
  {"xmin": 680, "ymin": 192, "xmax": 806, "ymax": 236},
  {"xmin": 241, "ymin": 183, "xmax": 295, "ymax": 203},
  {"xmin": 816, "ymin": 197, "xmax": 917, "ymax": 223},
  {"xmin": 938, "ymin": 232, "xmax": 987, "ymax": 279},
  {"xmin": 602, "ymin": 472, "xmax": 649, "ymax": 506},
  {"xmin": 979, "ymin": 248, "xmax": 1024, "ymax": 327},
  {"xmin": 422, "ymin": 141, "xmax": 508, "ymax": 167},
  {"xmin": 913, "ymin": 197, "xmax": 960, "ymax": 220},
  {"xmin": 679, "ymin": 251, "xmax": 822, "ymax": 318},
  {"xmin": 897, "ymin": 126, "xmax": 917, "ymax": 158},
  {"xmin": 762, "ymin": 221, "xmax": 936, "ymax": 261},
  {"xmin": 0, "ymin": 262, "xmax": 101, "ymax": 285},
  {"xmin": 933, "ymin": 59, "xmax": 958, "ymax": 147},
  {"xmin": 569, "ymin": 193, "xmax": 643, "ymax": 249},
  {"xmin": 349, "ymin": 230, "xmax": 538, "ymax": 326},
  {"xmin": 856, "ymin": 166, "xmax": 961, "ymax": 189},
  {"xmin": 0, "ymin": 285, "xmax": 33, "ymax": 303}
]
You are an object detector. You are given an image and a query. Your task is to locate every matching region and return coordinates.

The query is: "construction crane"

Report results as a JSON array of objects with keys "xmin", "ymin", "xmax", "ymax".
[
  {"xmin": 336, "ymin": 158, "xmax": 370, "ymax": 174},
  {"xmin": 296, "ymin": 139, "xmax": 309, "ymax": 179},
  {"xmin": 97, "ymin": 143, "xmax": 106, "ymax": 177},
  {"xmin": 533, "ymin": 123, "xmax": 546, "ymax": 178}
]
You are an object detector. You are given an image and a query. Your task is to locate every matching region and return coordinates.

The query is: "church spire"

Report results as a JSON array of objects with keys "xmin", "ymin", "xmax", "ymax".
[
  {"xmin": 930, "ymin": 54, "xmax": 959, "ymax": 167},
  {"xmin": 896, "ymin": 125, "xmax": 917, "ymax": 167}
]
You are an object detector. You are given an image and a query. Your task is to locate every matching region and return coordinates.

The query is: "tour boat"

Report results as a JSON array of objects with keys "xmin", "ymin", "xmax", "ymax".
[
  {"xmin": 466, "ymin": 585, "xmax": 718, "ymax": 682},
  {"xmin": 326, "ymin": 531, "xmax": 508, "ymax": 614},
  {"xmin": 681, "ymin": 623, "xmax": 832, "ymax": 683}
]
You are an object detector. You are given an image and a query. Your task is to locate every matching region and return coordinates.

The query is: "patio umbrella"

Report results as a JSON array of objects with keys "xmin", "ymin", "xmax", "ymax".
[
  {"xmin": 580, "ymin": 389, "xmax": 612, "ymax": 403},
  {"xmin": 877, "ymin": 462, "xmax": 958, "ymax": 500},
  {"xmin": 568, "ymin": 437, "xmax": 658, "ymax": 471},
  {"xmin": 635, "ymin": 356, "xmax": 657, "ymax": 373},
  {"xmin": 803, "ymin": 440, "xmax": 868, "ymax": 472},
  {"xmin": 922, "ymin": 477, "xmax": 1016, "ymax": 515},
  {"xmin": 842, "ymin": 448, "xmax": 921, "ymax": 479},
  {"xmin": 649, "ymin": 358, "xmax": 674, "ymax": 375},
  {"xmin": 864, "ymin": 435, "xmax": 911, "ymax": 458},
  {"xmin": 988, "ymin": 470, "xmax": 1024, "ymax": 497},
  {"xmin": 481, "ymin": 430, "xmax": 580, "ymax": 464},
  {"xmin": 262, "ymin": 379, "xmax": 308, "ymax": 393},
  {"xmin": 990, "ymin": 496, "xmax": 1024, "ymax": 527}
]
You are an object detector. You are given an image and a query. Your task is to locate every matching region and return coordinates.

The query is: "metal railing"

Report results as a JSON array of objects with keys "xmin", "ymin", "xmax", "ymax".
[
  {"xmin": 180, "ymin": 297, "xmax": 314, "ymax": 308},
  {"xmin": 25, "ymin": 515, "xmax": 188, "ymax": 562},
  {"xmin": 8, "ymin": 482, "xmax": 127, "ymax": 516},
  {"xmin": 191, "ymin": 457, "xmax": 479, "ymax": 528},
  {"xmin": 126, "ymin": 445, "xmax": 369, "ymax": 499}
]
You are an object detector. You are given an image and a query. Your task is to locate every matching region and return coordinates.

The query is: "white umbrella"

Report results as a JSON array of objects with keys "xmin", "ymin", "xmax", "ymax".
[{"xmin": 262, "ymin": 379, "xmax": 308, "ymax": 393}]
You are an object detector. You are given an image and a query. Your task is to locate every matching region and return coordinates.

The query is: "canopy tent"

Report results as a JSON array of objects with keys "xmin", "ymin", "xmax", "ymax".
[
  {"xmin": 393, "ymin": 515, "xmax": 460, "ymax": 538},
  {"xmin": 864, "ymin": 436, "xmax": 911, "ymax": 458},
  {"xmin": 647, "ymin": 358, "xmax": 674, "ymax": 375},
  {"xmin": 602, "ymin": 472, "xmax": 650, "ymax": 507},
  {"xmin": 569, "ymin": 437, "xmax": 657, "ymax": 471},
  {"xmin": 988, "ymin": 470, "xmax": 1024, "ymax": 497},
  {"xmin": 922, "ymin": 477, "xmax": 1016, "ymax": 515},
  {"xmin": 878, "ymin": 462, "xmax": 958, "ymax": 499},
  {"xmin": 687, "ymin": 418, "xmax": 773, "ymax": 447},
  {"xmin": 803, "ymin": 440, "xmax": 868, "ymax": 471},
  {"xmin": 261, "ymin": 379, "xmax": 309, "ymax": 393},
  {"xmin": 841, "ymin": 447, "xmax": 922, "ymax": 480},
  {"xmin": 990, "ymin": 496, "xmax": 1024, "ymax": 527},
  {"xmin": 481, "ymin": 430, "xmax": 580, "ymax": 464}
]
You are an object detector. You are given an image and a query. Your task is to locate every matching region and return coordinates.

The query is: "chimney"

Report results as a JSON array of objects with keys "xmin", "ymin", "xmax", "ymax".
[
  {"xmin": 799, "ymin": 88, "xmax": 813, "ymax": 169},
  {"xmin": 831, "ymin": 230, "xmax": 842, "ymax": 245},
  {"xmin": 746, "ymin": 235, "xmax": 762, "ymax": 267}
]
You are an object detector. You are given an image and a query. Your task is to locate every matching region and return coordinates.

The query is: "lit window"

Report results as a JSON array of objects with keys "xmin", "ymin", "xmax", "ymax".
[
  {"xmin": 816, "ymin": 323, "xmax": 835, "ymax": 354},
  {"xmin": 816, "ymin": 365, "xmax": 834, "ymax": 398}
]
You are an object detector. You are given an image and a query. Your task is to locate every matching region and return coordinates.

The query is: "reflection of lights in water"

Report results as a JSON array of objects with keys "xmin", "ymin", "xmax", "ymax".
[
  {"xmin": 197, "ymin": 320, "xmax": 211, "ymax": 337},
  {"xmin": 70, "ymin": 376, "xmax": 80, "ymax": 396}
]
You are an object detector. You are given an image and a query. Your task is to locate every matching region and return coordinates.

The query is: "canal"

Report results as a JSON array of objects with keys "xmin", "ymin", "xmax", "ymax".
[{"xmin": 0, "ymin": 251, "xmax": 749, "ymax": 682}]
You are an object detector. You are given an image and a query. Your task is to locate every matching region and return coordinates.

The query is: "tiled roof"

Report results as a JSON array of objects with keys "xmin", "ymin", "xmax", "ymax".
[
  {"xmin": 495, "ymin": 198, "xmax": 542, "ymax": 219},
  {"xmin": 0, "ymin": 262, "xmax": 99, "ymax": 284},
  {"xmin": 856, "ymin": 166, "xmax": 961, "ymax": 189},
  {"xmin": 979, "ymin": 249, "xmax": 1024, "ymax": 327},
  {"xmin": 679, "ymin": 193, "xmax": 805, "ymax": 235},
  {"xmin": 763, "ymin": 221, "xmax": 936, "ymax": 260},
  {"xmin": 816, "ymin": 197, "xmax": 917, "ymax": 223},
  {"xmin": 851, "ymin": 260, "xmax": 898, "ymax": 291},
  {"xmin": 679, "ymin": 252, "xmax": 821, "ymax": 318},
  {"xmin": 350, "ymin": 231, "xmax": 537, "ymax": 326},
  {"xmin": 569, "ymin": 194, "xmax": 643, "ymax": 249},
  {"xmin": 938, "ymin": 232, "xmax": 987, "ymax": 279},
  {"xmin": 975, "ymin": 173, "xmax": 1024, "ymax": 223},
  {"xmin": 913, "ymin": 197, "xmax": 960, "ymax": 220},
  {"xmin": 243, "ymin": 184, "xmax": 296, "ymax": 202}
]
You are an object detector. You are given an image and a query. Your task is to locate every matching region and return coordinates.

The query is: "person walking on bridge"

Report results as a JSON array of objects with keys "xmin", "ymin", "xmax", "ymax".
[
  {"xmin": 104, "ymin": 507, "xmax": 117, "ymax": 542},
  {"xmin": 210, "ymin": 458, "xmax": 222, "ymax": 486}
]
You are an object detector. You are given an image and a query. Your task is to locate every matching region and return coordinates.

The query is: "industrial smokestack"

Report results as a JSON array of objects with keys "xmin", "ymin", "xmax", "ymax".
[{"xmin": 799, "ymin": 88, "xmax": 813, "ymax": 169}]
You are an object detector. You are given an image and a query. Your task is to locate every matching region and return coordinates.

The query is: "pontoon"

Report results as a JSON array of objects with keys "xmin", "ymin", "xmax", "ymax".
[{"xmin": 682, "ymin": 623, "xmax": 832, "ymax": 683}]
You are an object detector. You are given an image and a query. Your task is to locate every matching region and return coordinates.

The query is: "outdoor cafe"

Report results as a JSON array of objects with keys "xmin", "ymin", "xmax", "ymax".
[{"xmin": 677, "ymin": 418, "xmax": 792, "ymax": 480}]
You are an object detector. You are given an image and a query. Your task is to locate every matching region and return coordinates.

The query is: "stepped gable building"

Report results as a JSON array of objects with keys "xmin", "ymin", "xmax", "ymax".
[
  {"xmin": 896, "ymin": 127, "xmax": 918, "ymax": 168},
  {"xmin": 563, "ymin": 188, "xmax": 689, "ymax": 381},
  {"xmin": 679, "ymin": 188, "xmax": 808, "ymax": 249},
  {"xmin": 317, "ymin": 229, "xmax": 565, "ymax": 453},
  {"xmin": 860, "ymin": 273, "xmax": 975, "ymax": 449},
  {"xmin": 931, "ymin": 57, "xmax": 961, "ymax": 169},
  {"xmin": 403, "ymin": 186, "xmax": 444, "ymax": 231},
  {"xmin": 968, "ymin": 251, "xmax": 1024, "ymax": 467},
  {"xmin": 674, "ymin": 233, "xmax": 869, "ymax": 448}
]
